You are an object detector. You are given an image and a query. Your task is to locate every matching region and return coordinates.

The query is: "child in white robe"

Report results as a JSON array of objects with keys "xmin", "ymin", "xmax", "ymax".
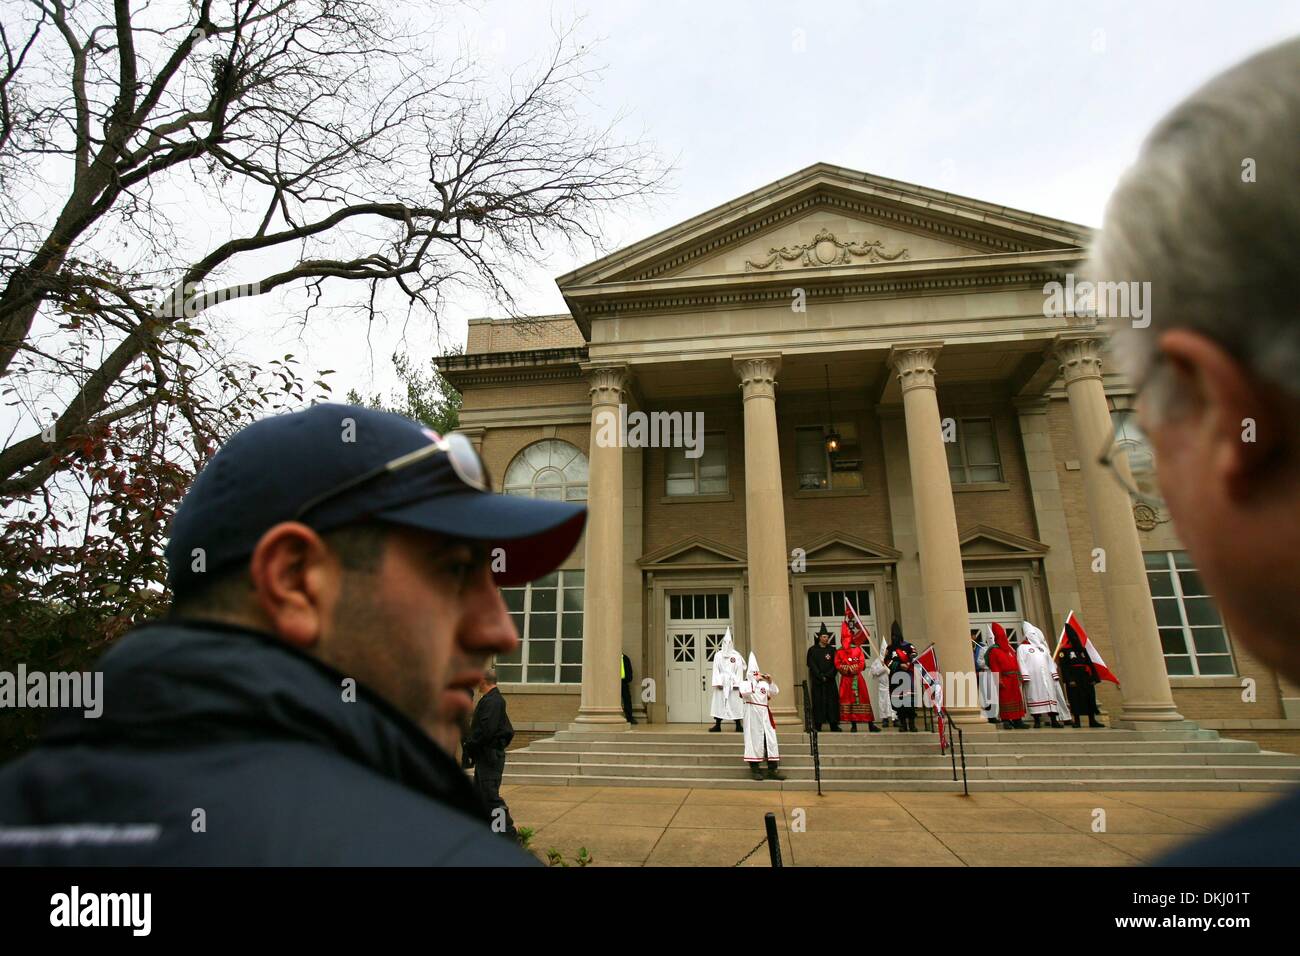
[{"xmin": 739, "ymin": 652, "xmax": 784, "ymax": 781}]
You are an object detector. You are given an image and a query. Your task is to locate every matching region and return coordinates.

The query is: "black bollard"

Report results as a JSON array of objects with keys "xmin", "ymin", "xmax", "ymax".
[{"xmin": 764, "ymin": 811, "xmax": 783, "ymax": 867}]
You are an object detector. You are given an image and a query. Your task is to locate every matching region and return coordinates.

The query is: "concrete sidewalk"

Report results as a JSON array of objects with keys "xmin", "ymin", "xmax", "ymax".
[{"xmin": 505, "ymin": 784, "xmax": 1283, "ymax": 866}]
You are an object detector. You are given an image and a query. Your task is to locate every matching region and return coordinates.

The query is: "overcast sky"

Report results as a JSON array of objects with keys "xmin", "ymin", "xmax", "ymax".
[{"xmin": 230, "ymin": 0, "xmax": 1300, "ymax": 402}]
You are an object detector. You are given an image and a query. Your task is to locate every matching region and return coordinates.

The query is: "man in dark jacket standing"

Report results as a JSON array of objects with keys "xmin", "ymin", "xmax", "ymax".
[
  {"xmin": 463, "ymin": 670, "xmax": 516, "ymax": 839},
  {"xmin": 0, "ymin": 404, "xmax": 586, "ymax": 865}
]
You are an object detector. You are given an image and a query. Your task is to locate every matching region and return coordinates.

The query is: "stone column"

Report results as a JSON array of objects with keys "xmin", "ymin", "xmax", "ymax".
[
  {"xmin": 1014, "ymin": 397, "xmax": 1083, "ymax": 628},
  {"xmin": 1054, "ymin": 333, "xmax": 1183, "ymax": 724},
  {"xmin": 734, "ymin": 354, "xmax": 797, "ymax": 722},
  {"xmin": 574, "ymin": 365, "xmax": 630, "ymax": 728},
  {"xmin": 888, "ymin": 344, "xmax": 984, "ymax": 727}
]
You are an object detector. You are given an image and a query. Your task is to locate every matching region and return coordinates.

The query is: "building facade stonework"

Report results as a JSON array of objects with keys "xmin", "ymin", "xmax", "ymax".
[{"xmin": 439, "ymin": 164, "xmax": 1300, "ymax": 751}]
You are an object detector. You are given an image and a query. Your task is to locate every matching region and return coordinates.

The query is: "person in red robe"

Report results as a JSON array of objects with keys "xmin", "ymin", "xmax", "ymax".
[
  {"xmin": 835, "ymin": 621, "xmax": 879, "ymax": 732},
  {"xmin": 985, "ymin": 622, "xmax": 1027, "ymax": 729}
]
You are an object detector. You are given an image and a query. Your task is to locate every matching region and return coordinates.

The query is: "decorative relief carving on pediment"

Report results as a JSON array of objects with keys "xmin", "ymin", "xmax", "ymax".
[{"xmin": 743, "ymin": 228, "xmax": 910, "ymax": 272}]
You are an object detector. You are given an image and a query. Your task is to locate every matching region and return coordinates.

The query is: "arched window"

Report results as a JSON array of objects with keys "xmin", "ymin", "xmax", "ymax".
[{"xmin": 503, "ymin": 440, "xmax": 588, "ymax": 501}]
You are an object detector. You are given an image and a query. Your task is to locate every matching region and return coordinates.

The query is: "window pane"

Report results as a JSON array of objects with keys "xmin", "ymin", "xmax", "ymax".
[
  {"xmin": 531, "ymin": 588, "xmax": 557, "ymax": 613},
  {"xmin": 1153, "ymin": 599, "xmax": 1184, "ymax": 628},
  {"xmin": 534, "ymin": 572, "xmax": 559, "ymax": 589},
  {"xmin": 666, "ymin": 448, "xmax": 693, "ymax": 482},
  {"xmin": 561, "ymin": 613, "xmax": 583, "ymax": 639},
  {"xmin": 497, "ymin": 644, "xmax": 522, "ymax": 664},
  {"xmin": 989, "ymin": 588, "xmax": 1004, "ymax": 613},
  {"xmin": 564, "ymin": 570, "xmax": 584, "ymax": 587},
  {"xmin": 559, "ymin": 665, "xmax": 582, "ymax": 683},
  {"xmin": 1191, "ymin": 627, "xmax": 1228, "ymax": 655},
  {"xmin": 966, "ymin": 588, "xmax": 976, "ymax": 613},
  {"xmin": 1173, "ymin": 551, "xmax": 1195, "ymax": 569},
  {"xmin": 1178, "ymin": 570, "xmax": 1207, "ymax": 596},
  {"xmin": 565, "ymin": 484, "xmax": 587, "ymax": 501},
  {"xmin": 1164, "ymin": 655, "xmax": 1193, "ymax": 676},
  {"xmin": 808, "ymin": 592, "xmax": 819, "ymax": 616},
  {"xmin": 530, "ymin": 614, "xmax": 556, "ymax": 640},
  {"xmin": 527, "ymin": 666, "xmax": 555, "ymax": 683},
  {"xmin": 1195, "ymin": 655, "xmax": 1234, "ymax": 676},
  {"xmin": 976, "ymin": 588, "xmax": 990, "ymax": 613},
  {"xmin": 719, "ymin": 594, "xmax": 729, "ymax": 618},
  {"xmin": 561, "ymin": 641, "xmax": 583, "ymax": 664},
  {"xmin": 945, "ymin": 439, "xmax": 962, "ymax": 467},
  {"xmin": 694, "ymin": 595, "xmax": 705, "ymax": 618},
  {"xmin": 831, "ymin": 469, "xmax": 863, "ymax": 490},
  {"xmin": 502, "ymin": 588, "xmax": 525, "ymax": 612},
  {"xmin": 963, "ymin": 420, "xmax": 998, "ymax": 465},
  {"xmin": 534, "ymin": 485, "xmax": 563, "ymax": 500},
  {"xmin": 969, "ymin": 465, "xmax": 1001, "ymax": 482},
  {"xmin": 497, "ymin": 663, "xmax": 522, "ymax": 682},
  {"xmin": 1182, "ymin": 598, "xmax": 1220, "ymax": 627},
  {"xmin": 529, "ymin": 640, "xmax": 555, "ymax": 664},
  {"xmin": 796, "ymin": 428, "xmax": 827, "ymax": 489},
  {"xmin": 1143, "ymin": 551, "xmax": 1169, "ymax": 570},
  {"xmin": 706, "ymin": 594, "xmax": 717, "ymax": 618},
  {"xmin": 510, "ymin": 613, "xmax": 525, "ymax": 638},
  {"xmin": 670, "ymin": 595, "xmax": 681, "ymax": 619},
  {"xmin": 949, "ymin": 466, "xmax": 967, "ymax": 485},
  {"xmin": 1002, "ymin": 587, "xmax": 1016, "ymax": 611},
  {"xmin": 1147, "ymin": 571, "xmax": 1175, "ymax": 598},
  {"xmin": 1159, "ymin": 628, "xmax": 1188, "ymax": 655},
  {"xmin": 666, "ymin": 477, "xmax": 696, "ymax": 496}
]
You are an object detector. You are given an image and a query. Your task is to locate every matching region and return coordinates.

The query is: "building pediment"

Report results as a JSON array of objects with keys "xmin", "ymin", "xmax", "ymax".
[
  {"xmin": 639, "ymin": 535, "xmax": 746, "ymax": 569},
  {"xmin": 558, "ymin": 163, "xmax": 1089, "ymax": 292},
  {"xmin": 798, "ymin": 531, "xmax": 902, "ymax": 565},
  {"xmin": 959, "ymin": 525, "xmax": 1049, "ymax": 560}
]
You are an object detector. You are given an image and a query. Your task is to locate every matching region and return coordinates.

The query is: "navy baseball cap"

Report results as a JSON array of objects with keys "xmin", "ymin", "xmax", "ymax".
[{"xmin": 165, "ymin": 403, "xmax": 586, "ymax": 594}]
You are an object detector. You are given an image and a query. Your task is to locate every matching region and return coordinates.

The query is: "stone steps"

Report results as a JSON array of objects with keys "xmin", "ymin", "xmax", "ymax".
[{"xmin": 502, "ymin": 725, "xmax": 1300, "ymax": 791}]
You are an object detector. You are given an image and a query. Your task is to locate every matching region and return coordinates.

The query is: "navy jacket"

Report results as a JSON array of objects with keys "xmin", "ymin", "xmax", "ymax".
[
  {"xmin": 0, "ymin": 620, "xmax": 536, "ymax": 866},
  {"xmin": 1156, "ymin": 788, "xmax": 1300, "ymax": 866}
]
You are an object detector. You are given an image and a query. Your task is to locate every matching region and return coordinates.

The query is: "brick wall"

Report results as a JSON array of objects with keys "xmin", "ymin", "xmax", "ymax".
[{"xmin": 465, "ymin": 315, "xmax": 585, "ymax": 354}]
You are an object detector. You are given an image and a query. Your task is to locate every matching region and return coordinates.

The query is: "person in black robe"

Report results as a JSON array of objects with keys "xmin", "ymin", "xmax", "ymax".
[
  {"xmin": 1058, "ymin": 633, "xmax": 1106, "ymax": 728},
  {"xmin": 883, "ymin": 621, "xmax": 919, "ymax": 732},
  {"xmin": 806, "ymin": 624, "xmax": 841, "ymax": 732},
  {"xmin": 463, "ymin": 670, "xmax": 517, "ymax": 840},
  {"xmin": 620, "ymin": 652, "xmax": 637, "ymax": 724}
]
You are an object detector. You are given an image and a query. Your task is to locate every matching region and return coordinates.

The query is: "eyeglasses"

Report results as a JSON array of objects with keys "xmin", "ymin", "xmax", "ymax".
[
  {"xmin": 1097, "ymin": 426, "xmax": 1165, "ymax": 511},
  {"xmin": 293, "ymin": 430, "xmax": 489, "ymax": 521}
]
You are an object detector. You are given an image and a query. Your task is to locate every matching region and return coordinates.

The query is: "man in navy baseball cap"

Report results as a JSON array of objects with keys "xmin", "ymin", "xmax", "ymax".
[{"xmin": 0, "ymin": 404, "xmax": 584, "ymax": 865}]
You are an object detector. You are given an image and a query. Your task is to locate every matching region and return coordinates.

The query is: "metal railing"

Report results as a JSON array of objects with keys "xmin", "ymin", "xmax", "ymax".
[
  {"xmin": 931, "ymin": 704, "xmax": 969, "ymax": 796},
  {"xmin": 799, "ymin": 680, "xmax": 823, "ymax": 796}
]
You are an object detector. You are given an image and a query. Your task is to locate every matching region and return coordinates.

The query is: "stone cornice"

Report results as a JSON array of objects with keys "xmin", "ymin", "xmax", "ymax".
[{"xmin": 567, "ymin": 260, "xmax": 1078, "ymax": 329}]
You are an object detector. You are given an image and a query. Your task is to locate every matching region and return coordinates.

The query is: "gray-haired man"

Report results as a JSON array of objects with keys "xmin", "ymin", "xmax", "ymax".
[{"xmin": 1088, "ymin": 36, "xmax": 1300, "ymax": 865}]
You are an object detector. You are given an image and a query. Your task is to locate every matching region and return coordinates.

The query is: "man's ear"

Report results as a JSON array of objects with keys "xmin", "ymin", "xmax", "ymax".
[
  {"xmin": 1157, "ymin": 328, "xmax": 1286, "ymax": 500},
  {"xmin": 248, "ymin": 522, "xmax": 341, "ymax": 650}
]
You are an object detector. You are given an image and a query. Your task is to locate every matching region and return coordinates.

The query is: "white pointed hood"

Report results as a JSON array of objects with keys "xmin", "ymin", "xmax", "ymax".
[
  {"xmin": 747, "ymin": 651, "xmax": 760, "ymax": 679},
  {"xmin": 1023, "ymin": 621, "xmax": 1049, "ymax": 652},
  {"xmin": 719, "ymin": 627, "xmax": 735, "ymax": 658}
]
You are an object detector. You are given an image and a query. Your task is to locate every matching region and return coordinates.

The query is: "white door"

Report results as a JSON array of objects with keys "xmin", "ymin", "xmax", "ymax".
[{"xmin": 665, "ymin": 592, "xmax": 732, "ymax": 723}]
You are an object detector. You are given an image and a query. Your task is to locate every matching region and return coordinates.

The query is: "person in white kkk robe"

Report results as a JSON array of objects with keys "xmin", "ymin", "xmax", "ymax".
[
  {"xmin": 738, "ymin": 652, "xmax": 784, "ymax": 780},
  {"xmin": 975, "ymin": 630, "xmax": 999, "ymax": 723},
  {"xmin": 709, "ymin": 628, "xmax": 746, "ymax": 733},
  {"xmin": 868, "ymin": 645, "xmax": 897, "ymax": 728},
  {"xmin": 1017, "ymin": 622, "xmax": 1070, "ymax": 728}
]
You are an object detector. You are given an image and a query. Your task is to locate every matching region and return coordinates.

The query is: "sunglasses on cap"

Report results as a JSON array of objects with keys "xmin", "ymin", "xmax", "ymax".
[{"xmin": 293, "ymin": 430, "xmax": 489, "ymax": 521}]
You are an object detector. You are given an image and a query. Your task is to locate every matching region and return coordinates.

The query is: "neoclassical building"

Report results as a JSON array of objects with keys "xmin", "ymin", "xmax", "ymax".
[{"xmin": 438, "ymin": 164, "xmax": 1300, "ymax": 753}]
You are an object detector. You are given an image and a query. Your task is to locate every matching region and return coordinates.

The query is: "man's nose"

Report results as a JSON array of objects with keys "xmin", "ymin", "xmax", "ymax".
[{"xmin": 460, "ymin": 569, "xmax": 520, "ymax": 655}]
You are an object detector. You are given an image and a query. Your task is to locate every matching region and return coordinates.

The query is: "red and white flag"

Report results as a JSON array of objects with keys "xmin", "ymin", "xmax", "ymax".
[
  {"xmin": 915, "ymin": 644, "xmax": 947, "ymax": 751},
  {"xmin": 1052, "ymin": 611, "xmax": 1120, "ymax": 686},
  {"xmin": 843, "ymin": 597, "xmax": 875, "ymax": 657}
]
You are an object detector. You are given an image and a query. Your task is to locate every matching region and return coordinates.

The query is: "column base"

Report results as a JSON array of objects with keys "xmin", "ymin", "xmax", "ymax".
[
  {"xmin": 1114, "ymin": 701, "xmax": 1186, "ymax": 725},
  {"xmin": 570, "ymin": 707, "xmax": 631, "ymax": 732}
]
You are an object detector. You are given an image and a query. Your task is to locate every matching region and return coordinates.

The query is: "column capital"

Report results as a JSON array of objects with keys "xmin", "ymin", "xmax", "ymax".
[
  {"xmin": 1053, "ymin": 333, "xmax": 1104, "ymax": 385},
  {"xmin": 581, "ymin": 363, "xmax": 630, "ymax": 406},
  {"xmin": 732, "ymin": 353, "xmax": 781, "ymax": 400},
  {"xmin": 887, "ymin": 342, "xmax": 944, "ymax": 393}
]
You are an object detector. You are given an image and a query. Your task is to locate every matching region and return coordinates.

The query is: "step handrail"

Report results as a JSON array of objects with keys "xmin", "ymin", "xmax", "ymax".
[{"xmin": 799, "ymin": 680, "xmax": 823, "ymax": 796}]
